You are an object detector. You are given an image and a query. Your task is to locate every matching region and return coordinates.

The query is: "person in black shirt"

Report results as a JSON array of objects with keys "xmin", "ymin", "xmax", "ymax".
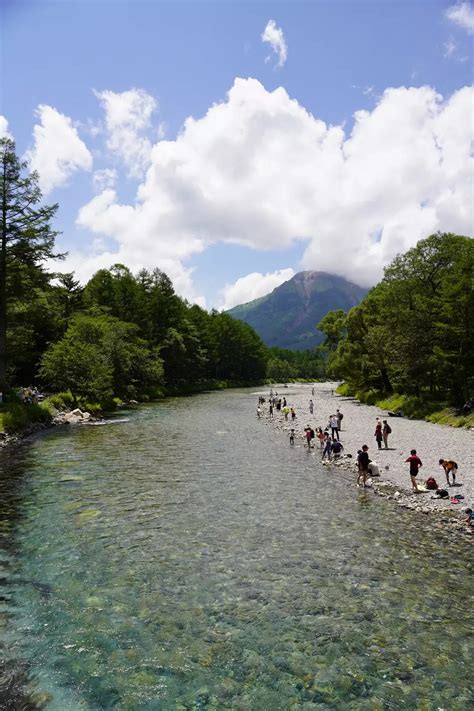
[{"xmin": 357, "ymin": 445, "xmax": 370, "ymax": 487}]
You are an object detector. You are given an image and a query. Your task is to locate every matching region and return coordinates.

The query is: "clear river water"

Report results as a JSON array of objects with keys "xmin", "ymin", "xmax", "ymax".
[{"xmin": 0, "ymin": 388, "xmax": 472, "ymax": 710}]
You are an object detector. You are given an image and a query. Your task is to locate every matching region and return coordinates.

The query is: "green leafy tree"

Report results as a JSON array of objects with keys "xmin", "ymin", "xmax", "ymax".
[
  {"xmin": 0, "ymin": 137, "xmax": 61, "ymax": 387},
  {"xmin": 328, "ymin": 233, "xmax": 473, "ymax": 405},
  {"xmin": 40, "ymin": 314, "xmax": 164, "ymax": 403}
]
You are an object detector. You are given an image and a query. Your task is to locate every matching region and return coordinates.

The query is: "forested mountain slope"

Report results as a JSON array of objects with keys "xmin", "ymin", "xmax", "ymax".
[{"xmin": 227, "ymin": 271, "xmax": 367, "ymax": 350}]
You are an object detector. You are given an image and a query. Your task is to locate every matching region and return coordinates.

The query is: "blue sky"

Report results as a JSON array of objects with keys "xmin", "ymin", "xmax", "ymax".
[{"xmin": 1, "ymin": 0, "xmax": 473, "ymax": 308}]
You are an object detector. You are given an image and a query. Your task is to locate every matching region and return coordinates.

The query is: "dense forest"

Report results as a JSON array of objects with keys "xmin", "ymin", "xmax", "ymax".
[
  {"xmin": 0, "ymin": 137, "xmax": 322, "ymax": 415},
  {"xmin": 318, "ymin": 233, "xmax": 474, "ymax": 415},
  {"xmin": 1, "ymin": 137, "xmax": 471, "ymax": 427}
]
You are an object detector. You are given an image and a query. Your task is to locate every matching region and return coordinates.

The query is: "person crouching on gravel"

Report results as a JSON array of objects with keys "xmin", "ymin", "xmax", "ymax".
[
  {"xmin": 439, "ymin": 459, "xmax": 458, "ymax": 487},
  {"xmin": 405, "ymin": 449, "xmax": 422, "ymax": 492}
]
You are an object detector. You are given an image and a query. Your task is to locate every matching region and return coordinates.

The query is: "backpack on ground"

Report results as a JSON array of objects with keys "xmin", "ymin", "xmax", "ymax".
[{"xmin": 425, "ymin": 477, "xmax": 438, "ymax": 490}]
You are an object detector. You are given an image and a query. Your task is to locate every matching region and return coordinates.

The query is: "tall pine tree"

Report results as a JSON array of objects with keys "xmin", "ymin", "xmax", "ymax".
[{"xmin": 0, "ymin": 137, "xmax": 61, "ymax": 387}]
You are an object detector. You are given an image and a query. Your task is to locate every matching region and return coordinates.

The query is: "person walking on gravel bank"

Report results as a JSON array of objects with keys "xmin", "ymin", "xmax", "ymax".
[
  {"xmin": 329, "ymin": 414, "xmax": 339, "ymax": 441},
  {"xmin": 382, "ymin": 420, "xmax": 391, "ymax": 449},
  {"xmin": 336, "ymin": 409, "xmax": 343, "ymax": 430},
  {"xmin": 405, "ymin": 450, "xmax": 422, "ymax": 492},
  {"xmin": 439, "ymin": 459, "xmax": 458, "ymax": 487},
  {"xmin": 375, "ymin": 421, "xmax": 383, "ymax": 450}
]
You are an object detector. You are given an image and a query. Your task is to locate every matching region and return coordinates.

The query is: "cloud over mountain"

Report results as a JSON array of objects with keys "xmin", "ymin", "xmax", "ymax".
[{"xmin": 74, "ymin": 78, "xmax": 473, "ymax": 299}]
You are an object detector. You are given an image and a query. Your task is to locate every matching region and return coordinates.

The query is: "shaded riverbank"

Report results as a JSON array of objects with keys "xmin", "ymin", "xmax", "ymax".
[{"xmin": 258, "ymin": 382, "xmax": 473, "ymax": 534}]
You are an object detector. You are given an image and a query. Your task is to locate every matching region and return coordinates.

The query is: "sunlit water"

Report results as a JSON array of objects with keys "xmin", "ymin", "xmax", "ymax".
[{"xmin": 0, "ymin": 388, "xmax": 472, "ymax": 710}]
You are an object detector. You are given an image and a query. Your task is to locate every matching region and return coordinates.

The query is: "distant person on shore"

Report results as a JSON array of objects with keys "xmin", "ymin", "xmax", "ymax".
[
  {"xmin": 282, "ymin": 397, "xmax": 287, "ymax": 407},
  {"xmin": 322, "ymin": 432, "xmax": 332, "ymax": 460},
  {"xmin": 291, "ymin": 407, "xmax": 296, "ymax": 421},
  {"xmin": 257, "ymin": 405, "xmax": 262, "ymax": 418},
  {"xmin": 374, "ymin": 421, "xmax": 383, "ymax": 450},
  {"xmin": 405, "ymin": 449, "xmax": 422, "ymax": 492},
  {"xmin": 382, "ymin": 420, "xmax": 391, "ymax": 448},
  {"xmin": 312, "ymin": 386, "xmax": 315, "ymax": 396},
  {"xmin": 336, "ymin": 409, "xmax": 343, "ymax": 430},
  {"xmin": 282, "ymin": 405, "xmax": 290, "ymax": 420},
  {"xmin": 269, "ymin": 402, "xmax": 273, "ymax": 419},
  {"xmin": 309, "ymin": 399, "xmax": 314, "ymax": 414},
  {"xmin": 289, "ymin": 429, "xmax": 295, "ymax": 445},
  {"xmin": 357, "ymin": 445, "xmax": 370, "ymax": 487},
  {"xmin": 439, "ymin": 459, "xmax": 458, "ymax": 487},
  {"xmin": 329, "ymin": 414, "xmax": 339, "ymax": 441},
  {"xmin": 276, "ymin": 399, "xmax": 282, "ymax": 412}
]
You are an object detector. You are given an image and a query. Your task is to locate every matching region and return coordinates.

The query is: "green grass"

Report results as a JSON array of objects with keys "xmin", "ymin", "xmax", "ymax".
[{"xmin": 336, "ymin": 384, "xmax": 473, "ymax": 428}]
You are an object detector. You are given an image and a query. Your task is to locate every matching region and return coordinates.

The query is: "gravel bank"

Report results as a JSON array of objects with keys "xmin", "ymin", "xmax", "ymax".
[{"xmin": 257, "ymin": 382, "xmax": 473, "ymax": 536}]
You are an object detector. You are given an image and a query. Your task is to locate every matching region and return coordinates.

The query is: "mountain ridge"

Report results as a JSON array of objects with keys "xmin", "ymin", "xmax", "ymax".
[{"xmin": 226, "ymin": 271, "xmax": 368, "ymax": 350}]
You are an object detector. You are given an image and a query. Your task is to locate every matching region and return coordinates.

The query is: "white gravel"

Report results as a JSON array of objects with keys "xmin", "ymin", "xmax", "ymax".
[{"xmin": 258, "ymin": 382, "xmax": 474, "ymax": 534}]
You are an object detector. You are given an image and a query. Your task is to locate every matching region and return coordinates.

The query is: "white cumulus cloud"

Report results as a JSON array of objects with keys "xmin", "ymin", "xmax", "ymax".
[
  {"xmin": 94, "ymin": 88, "xmax": 157, "ymax": 177},
  {"xmin": 262, "ymin": 19, "xmax": 288, "ymax": 67},
  {"xmin": 219, "ymin": 268, "xmax": 295, "ymax": 311},
  {"xmin": 92, "ymin": 168, "xmax": 117, "ymax": 192},
  {"xmin": 25, "ymin": 105, "xmax": 92, "ymax": 194},
  {"xmin": 446, "ymin": 1, "xmax": 474, "ymax": 33},
  {"xmin": 71, "ymin": 78, "xmax": 473, "ymax": 299},
  {"xmin": 0, "ymin": 115, "xmax": 11, "ymax": 139}
]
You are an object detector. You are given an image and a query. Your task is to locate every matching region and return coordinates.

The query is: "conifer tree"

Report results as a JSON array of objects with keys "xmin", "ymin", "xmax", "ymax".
[{"xmin": 0, "ymin": 137, "xmax": 61, "ymax": 387}]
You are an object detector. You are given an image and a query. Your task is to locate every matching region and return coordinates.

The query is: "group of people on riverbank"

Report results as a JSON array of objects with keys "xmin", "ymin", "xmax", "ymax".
[{"xmin": 255, "ymin": 388, "xmax": 472, "ymax": 528}]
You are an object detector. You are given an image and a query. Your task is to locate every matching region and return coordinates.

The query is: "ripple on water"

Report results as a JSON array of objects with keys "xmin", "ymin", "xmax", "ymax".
[{"xmin": 0, "ymin": 390, "xmax": 473, "ymax": 710}]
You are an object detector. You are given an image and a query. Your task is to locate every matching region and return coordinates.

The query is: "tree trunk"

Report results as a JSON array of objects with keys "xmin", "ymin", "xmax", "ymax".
[
  {"xmin": 0, "ymin": 158, "xmax": 7, "ymax": 389},
  {"xmin": 380, "ymin": 366, "xmax": 393, "ymax": 394}
]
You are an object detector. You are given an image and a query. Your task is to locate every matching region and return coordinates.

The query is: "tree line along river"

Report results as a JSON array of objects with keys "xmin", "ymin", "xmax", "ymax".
[{"xmin": 0, "ymin": 388, "xmax": 472, "ymax": 710}]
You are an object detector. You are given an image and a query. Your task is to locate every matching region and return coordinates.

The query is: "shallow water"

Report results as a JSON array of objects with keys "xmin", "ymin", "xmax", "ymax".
[{"xmin": 0, "ymin": 388, "xmax": 472, "ymax": 710}]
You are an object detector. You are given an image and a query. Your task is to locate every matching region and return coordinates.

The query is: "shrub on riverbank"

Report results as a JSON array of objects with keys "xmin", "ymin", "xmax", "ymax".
[
  {"xmin": 0, "ymin": 401, "xmax": 52, "ymax": 433},
  {"xmin": 336, "ymin": 384, "xmax": 473, "ymax": 428}
]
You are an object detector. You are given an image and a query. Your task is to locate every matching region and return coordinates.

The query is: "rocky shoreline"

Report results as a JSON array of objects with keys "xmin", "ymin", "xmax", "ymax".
[
  {"xmin": 0, "ymin": 407, "xmax": 95, "ymax": 450},
  {"xmin": 259, "ymin": 382, "xmax": 473, "ymax": 537}
]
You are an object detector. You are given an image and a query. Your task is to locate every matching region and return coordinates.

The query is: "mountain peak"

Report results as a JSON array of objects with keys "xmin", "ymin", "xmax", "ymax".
[{"xmin": 227, "ymin": 271, "xmax": 367, "ymax": 350}]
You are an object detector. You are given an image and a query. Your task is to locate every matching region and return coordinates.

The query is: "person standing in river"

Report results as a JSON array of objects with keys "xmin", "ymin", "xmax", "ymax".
[
  {"xmin": 357, "ymin": 445, "xmax": 370, "ymax": 487},
  {"xmin": 382, "ymin": 420, "xmax": 391, "ymax": 449},
  {"xmin": 316, "ymin": 427, "xmax": 325, "ymax": 451},
  {"xmin": 322, "ymin": 431, "xmax": 332, "ymax": 460},
  {"xmin": 405, "ymin": 449, "xmax": 422, "ymax": 492},
  {"xmin": 309, "ymin": 399, "xmax": 314, "ymax": 414}
]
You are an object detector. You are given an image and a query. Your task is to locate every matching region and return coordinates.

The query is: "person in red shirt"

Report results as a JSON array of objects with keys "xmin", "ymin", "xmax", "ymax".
[{"xmin": 405, "ymin": 449, "xmax": 422, "ymax": 492}]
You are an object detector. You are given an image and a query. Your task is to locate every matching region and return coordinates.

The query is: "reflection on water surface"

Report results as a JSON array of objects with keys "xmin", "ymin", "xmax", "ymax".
[{"xmin": 0, "ymin": 389, "xmax": 472, "ymax": 709}]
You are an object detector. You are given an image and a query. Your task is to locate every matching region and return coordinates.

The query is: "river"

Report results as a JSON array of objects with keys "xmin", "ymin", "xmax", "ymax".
[{"xmin": 0, "ymin": 388, "xmax": 472, "ymax": 710}]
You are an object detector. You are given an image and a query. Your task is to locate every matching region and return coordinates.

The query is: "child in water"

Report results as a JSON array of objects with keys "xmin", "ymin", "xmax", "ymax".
[{"xmin": 464, "ymin": 508, "xmax": 473, "ymax": 527}]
